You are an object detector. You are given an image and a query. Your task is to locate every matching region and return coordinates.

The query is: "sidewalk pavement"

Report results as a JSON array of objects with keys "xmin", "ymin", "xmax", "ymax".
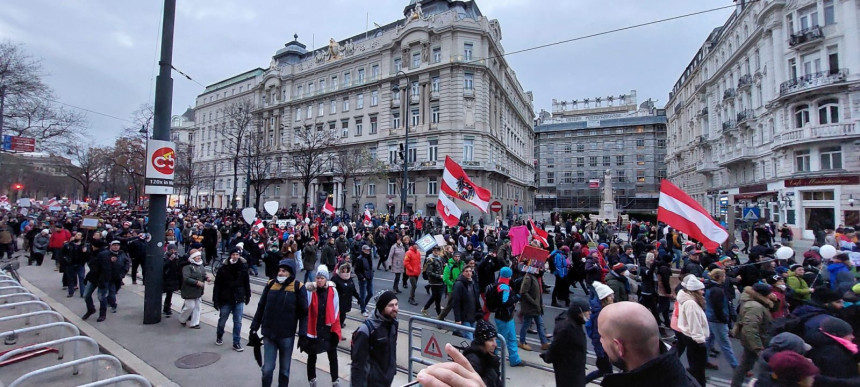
[{"xmin": 15, "ymin": 258, "xmax": 340, "ymax": 387}]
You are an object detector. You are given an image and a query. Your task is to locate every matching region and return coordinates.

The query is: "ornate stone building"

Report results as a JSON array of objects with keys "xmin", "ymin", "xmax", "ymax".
[
  {"xmin": 189, "ymin": 0, "xmax": 535, "ymax": 221},
  {"xmin": 666, "ymin": 0, "xmax": 860, "ymax": 239}
]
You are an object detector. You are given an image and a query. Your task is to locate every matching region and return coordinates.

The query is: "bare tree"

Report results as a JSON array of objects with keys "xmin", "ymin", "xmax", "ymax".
[
  {"xmin": 108, "ymin": 136, "xmax": 146, "ymax": 206},
  {"xmin": 217, "ymin": 99, "xmax": 255, "ymax": 209},
  {"xmin": 290, "ymin": 125, "xmax": 340, "ymax": 216},
  {"xmin": 173, "ymin": 141, "xmax": 196, "ymax": 206},
  {"xmin": 241, "ymin": 129, "xmax": 280, "ymax": 210},
  {"xmin": 0, "ymin": 41, "xmax": 86, "ymax": 153},
  {"xmin": 333, "ymin": 147, "xmax": 388, "ymax": 217},
  {"xmin": 63, "ymin": 143, "xmax": 106, "ymax": 200}
]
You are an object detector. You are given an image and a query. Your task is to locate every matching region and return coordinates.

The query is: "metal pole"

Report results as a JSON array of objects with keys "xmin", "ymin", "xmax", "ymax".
[
  {"xmin": 401, "ymin": 75, "xmax": 409, "ymax": 218},
  {"xmin": 143, "ymin": 0, "xmax": 175, "ymax": 325}
]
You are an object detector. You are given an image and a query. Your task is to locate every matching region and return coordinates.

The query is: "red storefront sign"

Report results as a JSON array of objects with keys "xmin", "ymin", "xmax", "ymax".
[{"xmin": 785, "ymin": 175, "xmax": 860, "ymax": 187}]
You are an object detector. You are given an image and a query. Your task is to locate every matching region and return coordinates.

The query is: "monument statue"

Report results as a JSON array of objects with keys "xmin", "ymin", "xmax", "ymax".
[
  {"xmin": 327, "ymin": 38, "xmax": 341, "ymax": 61},
  {"xmin": 599, "ymin": 169, "xmax": 617, "ymax": 221}
]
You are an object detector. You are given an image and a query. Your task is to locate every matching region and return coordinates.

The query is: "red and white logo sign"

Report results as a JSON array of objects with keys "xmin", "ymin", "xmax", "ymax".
[
  {"xmin": 144, "ymin": 140, "xmax": 176, "ymax": 195},
  {"xmin": 489, "ymin": 201, "xmax": 502, "ymax": 212},
  {"xmin": 151, "ymin": 147, "xmax": 175, "ymax": 175}
]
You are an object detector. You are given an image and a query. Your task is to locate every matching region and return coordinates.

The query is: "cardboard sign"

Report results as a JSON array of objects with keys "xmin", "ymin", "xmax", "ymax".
[
  {"xmin": 519, "ymin": 245, "xmax": 549, "ymax": 274},
  {"xmin": 81, "ymin": 217, "xmax": 100, "ymax": 230},
  {"xmin": 276, "ymin": 220, "xmax": 288, "ymax": 228},
  {"xmin": 433, "ymin": 234, "xmax": 447, "ymax": 247},
  {"xmin": 415, "ymin": 234, "xmax": 437, "ymax": 253}
]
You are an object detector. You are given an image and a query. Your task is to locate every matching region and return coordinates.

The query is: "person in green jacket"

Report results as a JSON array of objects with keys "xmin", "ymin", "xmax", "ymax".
[
  {"xmin": 438, "ymin": 252, "xmax": 465, "ymax": 321},
  {"xmin": 786, "ymin": 264, "xmax": 812, "ymax": 310}
]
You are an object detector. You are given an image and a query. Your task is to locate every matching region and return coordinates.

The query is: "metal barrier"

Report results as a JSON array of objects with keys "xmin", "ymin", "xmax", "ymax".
[
  {"xmin": 0, "ymin": 280, "xmax": 22, "ymax": 287},
  {"xmin": 0, "ymin": 310, "xmax": 65, "ymax": 327},
  {"xmin": 0, "ymin": 293, "xmax": 40, "ymax": 304},
  {"xmin": 0, "ymin": 285, "xmax": 30, "ymax": 296},
  {"xmin": 8, "ymin": 354, "xmax": 122, "ymax": 387},
  {"xmin": 0, "ymin": 335, "xmax": 99, "ymax": 375},
  {"xmin": 78, "ymin": 374, "xmax": 153, "ymax": 387},
  {"xmin": 0, "ymin": 300, "xmax": 51, "ymax": 315},
  {"xmin": 406, "ymin": 316, "xmax": 507, "ymax": 385},
  {"xmin": 0, "ymin": 321, "xmax": 81, "ymax": 345}
]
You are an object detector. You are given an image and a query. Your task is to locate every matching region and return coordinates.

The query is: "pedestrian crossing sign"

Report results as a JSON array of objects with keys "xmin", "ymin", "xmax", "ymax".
[{"xmin": 742, "ymin": 207, "xmax": 760, "ymax": 222}]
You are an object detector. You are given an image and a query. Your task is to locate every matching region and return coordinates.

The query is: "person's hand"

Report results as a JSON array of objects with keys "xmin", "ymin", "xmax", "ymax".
[
  {"xmin": 768, "ymin": 293, "xmax": 778, "ymax": 301},
  {"xmin": 417, "ymin": 343, "xmax": 485, "ymax": 387},
  {"xmin": 809, "ymin": 287, "xmax": 815, "ymax": 293},
  {"xmin": 197, "ymin": 280, "xmax": 205, "ymax": 288}
]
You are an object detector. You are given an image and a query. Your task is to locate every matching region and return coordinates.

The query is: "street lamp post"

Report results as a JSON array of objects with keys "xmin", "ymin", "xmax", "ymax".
[{"xmin": 391, "ymin": 70, "xmax": 409, "ymax": 219}]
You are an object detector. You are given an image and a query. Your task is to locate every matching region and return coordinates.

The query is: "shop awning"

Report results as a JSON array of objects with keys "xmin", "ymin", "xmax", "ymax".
[{"xmin": 733, "ymin": 191, "xmax": 777, "ymax": 200}]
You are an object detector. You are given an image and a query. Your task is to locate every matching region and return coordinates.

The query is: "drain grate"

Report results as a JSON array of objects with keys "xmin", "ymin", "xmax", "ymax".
[{"xmin": 174, "ymin": 352, "xmax": 220, "ymax": 369}]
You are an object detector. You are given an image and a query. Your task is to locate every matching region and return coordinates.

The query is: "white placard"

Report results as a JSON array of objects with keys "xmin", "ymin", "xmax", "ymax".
[
  {"xmin": 264, "ymin": 201, "xmax": 279, "ymax": 216},
  {"xmin": 241, "ymin": 208, "xmax": 257, "ymax": 225}
]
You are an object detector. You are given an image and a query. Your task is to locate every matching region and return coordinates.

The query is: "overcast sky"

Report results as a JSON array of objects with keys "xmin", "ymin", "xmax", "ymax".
[{"xmin": 1, "ymin": 0, "xmax": 735, "ymax": 147}]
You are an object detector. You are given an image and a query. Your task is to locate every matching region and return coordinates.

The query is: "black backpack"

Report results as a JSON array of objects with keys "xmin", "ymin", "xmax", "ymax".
[
  {"xmin": 767, "ymin": 311, "xmax": 821, "ymax": 338},
  {"xmin": 484, "ymin": 283, "xmax": 502, "ymax": 312}
]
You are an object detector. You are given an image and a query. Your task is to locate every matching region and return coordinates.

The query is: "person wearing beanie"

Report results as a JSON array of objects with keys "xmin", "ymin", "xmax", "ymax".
[
  {"xmin": 491, "ymin": 266, "xmax": 523, "ymax": 367},
  {"xmin": 463, "ymin": 319, "xmax": 503, "ymax": 387},
  {"xmin": 751, "ymin": 332, "xmax": 813, "ymax": 383},
  {"xmin": 674, "ymin": 275, "xmax": 709, "ymax": 386},
  {"xmin": 212, "ymin": 246, "xmax": 251, "ymax": 351},
  {"xmin": 178, "ymin": 249, "xmax": 208, "ymax": 328},
  {"xmin": 542, "ymin": 297, "xmax": 589, "ymax": 387},
  {"xmin": 766, "ymin": 275, "xmax": 788, "ymax": 319},
  {"xmin": 550, "ymin": 246, "xmax": 571, "ymax": 307},
  {"xmin": 300, "ymin": 264, "xmax": 342, "ymax": 387},
  {"xmin": 805, "ymin": 317, "xmax": 859, "ymax": 380},
  {"xmin": 160, "ymin": 242, "xmax": 184, "ymax": 318},
  {"xmin": 438, "ymin": 251, "xmax": 466, "ymax": 321},
  {"xmin": 351, "ymin": 290, "xmax": 399, "ymax": 387},
  {"xmin": 793, "ymin": 286, "xmax": 843, "ymax": 339},
  {"xmin": 250, "ymin": 258, "xmax": 308, "ymax": 387},
  {"xmin": 352, "ymin": 242, "xmax": 375, "ymax": 317},
  {"xmin": 756, "ymin": 350, "xmax": 820, "ymax": 387},
  {"xmin": 786, "ymin": 264, "xmax": 812, "ymax": 310},
  {"xmin": 331, "ymin": 262, "xmax": 357, "ymax": 329},
  {"xmin": 606, "ymin": 262, "xmax": 630, "ymax": 302},
  {"xmin": 732, "ymin": 280, "xmax": 777, "ymax": 387},
  {"xmin": 585, "ymin": 282, "xmax": 616, "ymax": 384},
  {"xmin": 827, "ymin": 254, "xmax": 853, "ymax": 292}
]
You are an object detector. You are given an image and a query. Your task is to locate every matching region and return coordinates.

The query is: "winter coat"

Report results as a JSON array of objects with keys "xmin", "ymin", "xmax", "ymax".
[
  {"xmin": 451, "ymin": 274, "xmax": 481, "ymax": 323},
  {"xmin": 62, "ymin": 242, "xmax": 88, "ymax": 266},
  {"xmin": 404, "ymin": 247, "xmax": 421, "ymax": 277},
  {"xmin": 320, "ymin": 243, "xmax": 337, "ymax": 268},
  {"xmin": 605, "ymin": 270, "xmax": 630, "ymax": 302},
  {"xmin": 704, "ymin": 280, "xmax": 730, "ymax": 324},
  {"xmin": 676, "ymin": 290, "xmax": 709, "ymax": 344},
  {"xmin": 212, "ymin": 258, "xmax": 251, "ymax": 307},
  {"xmin": 180, "ymin": 262, "xmax": 206, "ymax": 299},
  {"xmin": 162, "ymin": 252, "xmax": 183, "ymax": 292},
  {"xmin": 735, "ymin": 287, "xmax": 774, "ymax": 352},
  {"xmin": 655, "ymin": 261, "xmax": 674, "ymax": 298},
  {"xmin": 806, "ymin": 330, "xmax": 860, "ymax": 380},
  {"xmin": 353, "ymin": 252, "xmax": 374, "ymax": 282},
  {"xmin": 301, "ymin": 243, "xmax": 317, "ymax": 271},
  {"xmin": 443, "ymin": 258, "xmax": 465, "ymax": 293},
  {"xmin": 33, "ymin": 234, "xmax": 50, "ymax": 254},
  {"xmin": 350, "ymin": 309, "xmax": 398, "ymax": 387},
  {"xmin": 828, "ymin": 262, "xmax": 851, "ymax": 290},
  {"xmin": 584, "ymin": 257, "xmax": 602, "ymax": 284},
  {"xmin": 332, "ymin": 271, "xmax": 357, "ymax": 314},
  {"xmin": 792, "ymin": 304, "xmax": 832, "ymax": 340},
  {"xmin": 388, "ymin": 243, "xmax": 406, "ymax": 274},
  {"xmin": 786, "ymin": 271, "xmax": 811, "ymax": 303},
  {"xmin": 300, "ymin": 284, "xmax": 339, "ymax": 355},
  {"xmin": 586, "ymin": 297, "xmax": 607, "ymax": 358},
  {"xmin": 93, "ymin": 249, "xmax": 130, "ymax": 287},
  {"xmin": 249, "ymin": 270, "xmax": 307, "ymax": 340},
  {"xmin": 519, "ymin": 273, "xmax": 543, "ymax": 316},
  {"xmin": 243, "ymin": 238, "xmax": 262, "ymax": 266},
  {"xmin": 48, "ymin": 229, "xmax": 71, "ymax": 249},
  {"xmin": 424, "ymin": 255, "xmax": 445, "ymax": 285},
  {"xmin": 464, "ymin": 343, "xmax": 502, "ymax": 387},
  {"xmin": 600, "ymin": 349, "xmax": 700, "ymax": 387},
  {"xmin": 544, "ymin": 314, "xmax": 587, "ymax": 387}
]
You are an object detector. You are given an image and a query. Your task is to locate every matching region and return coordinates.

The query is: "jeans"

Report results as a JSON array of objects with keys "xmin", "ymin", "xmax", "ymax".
[
  {"xmin": 731, "ymin": 347, "xmax": 758, "ymax": 387},
  {"xmin": 460, "ymin": 321, "xmax": 475, "ymax": 341},
  {"xmin": 262, "ymin": 336, "xmax": 295, "ymax": 387},
  {"xmin": 65, "ymin": 265, "xmax": 85, "ymax": 296},
  {"xmin": 672, "ymin": 250, "xmax": 682, "ymax": 268},
  {"xmin": 216, "ymin": 303, "xmax": 244, "ymax": 345},
  {"xmin": 423, "ymin": 284, "xmax": 443, "ymax": 314},
  {"xmin": 83, "ymin": 282, "xmax": 96, "ymax": 313},
  {"xmin": 495, "ymin": 318, "xmax": 521, "ymax": 365},
  {"xmin": 707, "ymin": 322, "xmax": 738, "ymax": 367},
  {"xmin": 438, "ymin": 292, "xmax": 455, "ymax": 320},
  {"xmin": 249, "ymin": 264, "xmax": 259, "ymax": 276},
  {"xmin": 220, "ymin": 238, "xmax": 229, "ymax": 253},
  {"xmin": 358, "ymin": 278, "xmax": 373, "ymax": 313},
  {"xmin": 97, "ymin": 282, "xmax": 117, "ymax": 316},
  {"xmin": 520, "ymin": 315, "xmax": 547, "ymax": 345},
  {"xmin": 303, "ymin": 269, "xmax": 314, "ymax": 284}
]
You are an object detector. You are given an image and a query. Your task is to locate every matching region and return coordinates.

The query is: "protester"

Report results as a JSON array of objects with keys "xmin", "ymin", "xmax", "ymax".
[
  {"xmin": 451, "ymin": 265, "xmax": 482, "ymax": 340},
  {"xmin": 805, "ymin": 317, "xmax": 859, "ymax": 380},
  {"xmin": 750, "ymin": 332, "xmax": 812, "ymax": 383},
  {"xmin": 519, "ymin": 268, "xmax": 549, "ymax": 352},
  {"xmin": 212, "ymin": 247, "xmax": 251, "ymax": 351},
  {"xmin": 585, "ymin": 281, "xmax": 615, "ymax": 383},
  {"xmin": 463, "ymin": 319, "xmax": 502, "ymax": 387},
  {"xmin": 331, "ymin": 263, "xmax": 357, "ymax": 329},
  {"xmin": 388, "ymin": 236, "xmax": 407, "ymax": 293},
  {"xmin": 675, "ymin": 274, "xmax": 709, "ymax": 387},
  {"xmin": 704, "ymin": 268, "xmax": 738, "ymax": 369},
  {"xmin": 351, "ymin": 290, "xmax": 399, "ymax": 387},
  {"xmin": 491, "ymin": 266, "xmax": 523, "ymax": 367},
  {"xmin": 754, "ymin": 351, "xmax": 819, "ymax": 387},
  {"xmin": 731, "ymin": 283, "xmax": 776, "ymax": 387},
  {"xmin": 300, "ymin": 265, "xmax": 342, "ymax": 387},
  {"xmin": 353, "ymin": 244, "xmax": 375, "ymax": 317},
  {"xmin": 422, "ymin": 246, "xmax": 446, "ymax": 317},
  {"xmin": 179, "ymin": 250, "xmax": 208, "ymax": 329},
  {"xmin": 404, "ymin": 243, "xmax": 421, "ymax": 305},
  {"xmin": 162, "ymin": 244, "xmax": 183, "ymax": 317},
  {"xmin": 542, "ymin": 297, "xmax": 589, "ymax": 387}
]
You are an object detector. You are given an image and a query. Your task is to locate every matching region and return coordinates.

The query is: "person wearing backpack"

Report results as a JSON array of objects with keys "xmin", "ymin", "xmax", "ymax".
[
  {"xmin": 350, "ymin": 291, "xmax": 399, "ymax": 387},
  {"xmin": 421, "ymin": 246, "xmax": 445, "ymax": 317},
  {"xmin": 550, "ymin": 246, "xmax": 571, "ymax": 307},
  {"xmin": 491, "ymin": 267, "xmax": 523, "ymax": 367},
  {"xmin": 731, "ymin": 283, "xmax": 776, "ymax": 387},
  {"xmin": 438, "ymin": 251, "xmax": 465, "ymax": 321}
]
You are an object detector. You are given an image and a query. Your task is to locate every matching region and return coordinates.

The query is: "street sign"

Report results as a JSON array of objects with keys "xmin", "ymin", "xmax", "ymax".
[
  {"xmin": 742, "ymin": 207, "xmax": 760, "ymax": 222},
  {"xmin": 2, "ymin": 135, "xmax": 36, "ymax": 152},
  {"xmin": 588, "ymin": 179, "xmax": 600, "ymax": 188},
  {"xmin": 420, "ymin": 328, "xmax": 470, "ymax": 361},
  {"xmin": 144, "ymin": 139, "xmax": 175, "ymax": 195},
  {"xmin": 489, "ymin": 201, "xmax": 502, "ymax": 212}
]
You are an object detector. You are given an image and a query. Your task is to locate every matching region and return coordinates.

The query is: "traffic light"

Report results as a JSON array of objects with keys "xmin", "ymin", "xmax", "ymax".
[{"xmin": 11, "ymin": 183, "xmax": 23, "ymax": 191}]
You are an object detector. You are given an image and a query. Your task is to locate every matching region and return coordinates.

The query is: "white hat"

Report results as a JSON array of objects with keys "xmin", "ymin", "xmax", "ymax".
[
  {"xmin": 315, "ymin": 265, "xmax": 330, "ymax": 280},
  {"xmin": 189, "ymin": 251, "xmax": 202, "ymax": 260},
  {"xmin": 236, "ymin": 242, "xmax": 244, "ymax": 249},
  {"xmin": 683, "ymin": 275, "xmax": 704, "ymax": 291},
  {"xmin": 593, "ymin": 281, "xmax": 614, "ymax": 300}
]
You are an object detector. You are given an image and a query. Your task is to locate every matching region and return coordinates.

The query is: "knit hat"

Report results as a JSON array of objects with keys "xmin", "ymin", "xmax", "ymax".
[
  {"xmin": 789, "ymin": 264, "xmax": 803, "ymax": 272},
  {"xmin": 361, "ymin": 244, "xmax": 371, "ymax": 251},
  {"xmin": 765, "ymin": 275, "xmax": 783, "ymax": 286},
  {"xmin": 820, "ymin": 317, "xmax": 853, "ymax": 337},
  {"xmin": 277, "ymin": 259, "xmax": 295, "ymax": 276},
  {"xmin": 315, "ymin": 265, "xmax": 330, "ymax": 281},
  {"xmin": 593, "ymin": 281, "xmax": 614, "ymax": 300},
  {"xmin": 811, "ymin": 287, "xmax": 842, "ymax": 305},
  {"xmin": 230, "ymin": 247, "xmax": 242, "ymax": 255},
  {"xmin": 682, "ymin": 275, "xmax": 704, "ymax": 291},
  {"xmin": 236, "ymin": 242, "xmax": 244, "ymax": 249},
  {"xmin": 768, "ymin": 332, "xmax": 812, "ymax": 353},
  {"xmin": 842, "ymin": 290, "xmax": 860, "ymax": 303},
  {"xmin": 612, "ymin": 263, "xmax": 628, "ymax": 275},
  {"xmin": 189, "ymin": 251, "xmax": 202, "ymax": 260},
  {"xmin": 753, "ymin": 282, "xmax": 772, "ymax": 296},
  {"xmin": 719, "ymin": 256, "xmax": 732, "ymax": 264},
  {"xmin": 375, "ymin": 290, "xmax": 398, "ymax": 313},
  {"xmin": 768, "ymin": 351, "xmax": 819, "ymax": 381},
  {"xmin": 775, "ymin": 266, "xmax": 788, "ymax": 276},
  {"xmin": 499, "ymin": 267, "xmax": 512, "ymax": 279},
  {"xmin": 472, "ymin": 319, "xmax": 497, "ymax": 344}
]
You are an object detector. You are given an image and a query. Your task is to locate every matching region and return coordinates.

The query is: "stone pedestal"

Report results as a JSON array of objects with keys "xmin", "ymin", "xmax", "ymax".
[{"xmin": 598, "ymin": 170, "xmax": 617, "ymax": 221}]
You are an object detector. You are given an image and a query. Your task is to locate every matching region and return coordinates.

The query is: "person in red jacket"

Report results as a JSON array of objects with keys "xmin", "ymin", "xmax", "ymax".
[
  {"xmin": 48, "ymin": 224, "xmax": 71, "ymax": 273},
  {"xmin": 404, "ymin": 244, "xmax": 422, "ymax": 305}
]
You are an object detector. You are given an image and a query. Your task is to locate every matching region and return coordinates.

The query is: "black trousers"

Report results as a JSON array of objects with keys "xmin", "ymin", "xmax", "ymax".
[
  {"xmin": 423, "ymin": 284, "xmax": 443, "ymax": 314},
  {"xmin": 676, "ymin": 332, "xmax": 707, "ymax": 387},
  {"xmin": 307, "ymin": 340, "xmax": 338, "ymax": 382},
  {"xmin": 131, "ymin": 258, "xmax": 145, "ymax": 282},
  {"xmin": 551, "ymin": 275, "xmax": 570, "ymax": 304}
]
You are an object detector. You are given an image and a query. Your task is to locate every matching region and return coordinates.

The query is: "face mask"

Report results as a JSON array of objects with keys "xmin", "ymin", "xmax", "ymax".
[
  {"xmin": 777, "ymin": 284, "xmax": 786, "ymax": 290},
  {"xmin": 276, "ymin": 276, "xmax": 288, "ymax": 283}
]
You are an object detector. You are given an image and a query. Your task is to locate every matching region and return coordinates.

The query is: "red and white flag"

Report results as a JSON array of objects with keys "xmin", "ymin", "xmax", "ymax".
[
  {"xmin": 322, "ymin": 197, "xmax": 335, "ymax": 217},
  {"xmin": 103, "ymin": 197, "xmax": 122, "ymax": 206},
  {"xmin": 437, "ymin": 191, "xmax": 462, "ymax": 227},
  {"xmin": 657, "ymin": 179, "xmax": 728, "ymax": 251},
  {"xmin": 252, "ymin": 218, "xmax": 267, "ymax": 236},
  {"xmin": 364, "ymin": 208, "xmax": 372, "ymax": 223},
  {"xmin": 441, "ymin": 156, "xmax": 492, "ymax": 213},
  {"xmin": 528, "ymin": 218, "xmax": 549, "ymax": 248}
]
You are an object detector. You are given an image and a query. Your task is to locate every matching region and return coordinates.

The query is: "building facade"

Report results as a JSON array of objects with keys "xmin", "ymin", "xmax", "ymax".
[
  {"xmin": 666, "ymin": 0, "xmax": 860, "ymax": 239},
  {"xmin": 188, "ymin": 0, "xmax": 536, "ymax": 221},
  {"xmin": 534, "ymin": 90, "xmax": 668, "ymax": 215}
]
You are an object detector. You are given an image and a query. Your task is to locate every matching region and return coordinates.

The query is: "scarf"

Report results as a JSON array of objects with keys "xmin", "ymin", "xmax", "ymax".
[
  {"xmin": 497, "ymin": 277, "xmax": 511, "ymax": 303},
  {"xmin": 308, "ymin": 287, "xmax": 341, "ymax": 340},
  {"xmin": 823, "ymin": 331, "xmax": 859, "ymax": 354}
]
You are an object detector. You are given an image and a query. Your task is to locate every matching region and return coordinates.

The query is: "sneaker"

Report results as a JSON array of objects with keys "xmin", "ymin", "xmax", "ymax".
[
  {"xmin": 421, "ymin": 309, "xmax": 428, "ymax": 317},
  {"xmin": 189, "ymin": 325, "xmax": 201, "ymax": 329},
  {"xmin": 82, "ymin": 310, "xmax": 95, "ymax": 320},
  {"xmin": 332, "ymin": 381, "xmax": 340, "ymax": 387},
  {"xmin": 308, "ymin": 378, "xmax": 317, "ymax": 387},
  {"xmin": 362, "ymin": 311, "xmax": 369, "ymax": 317},
  {"xmin": 232, "ymin": 343, "xmax": 243, "ymax": 352},
  {"xmin": 518, "ymin": 342, "xmax": 532, "ymax": 351},
  {"xmin": 111, "ymin": 307, "xmax": 117, "ymax": 313},
  {"xmin": 215, "ymin": 338, "xmax": 223, "ymax": 346},
  {"xmin": 409, "ymin": 299, "xmax": 418, "ymax": 306}
]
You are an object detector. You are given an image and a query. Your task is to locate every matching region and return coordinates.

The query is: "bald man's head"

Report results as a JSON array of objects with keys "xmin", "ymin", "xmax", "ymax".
[{"xmin": 598, "ymin": 302, "xmax": 661, "ymax": 371}]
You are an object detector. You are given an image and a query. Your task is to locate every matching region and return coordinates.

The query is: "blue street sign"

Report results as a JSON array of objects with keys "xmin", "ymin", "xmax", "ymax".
[{"xmin": 742, "ymin": 207, "xmax": 760, "ymax": 222}]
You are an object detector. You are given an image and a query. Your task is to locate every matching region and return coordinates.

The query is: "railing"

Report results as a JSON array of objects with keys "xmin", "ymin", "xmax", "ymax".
[
  {"xmin": 9, "ymin": 354, "xmax": 122, "ymax": 387},
  {"xmin": 722, "ymin": 120, "xmax": 736, "ymax": 130},
  {"xmin": 699, "ymin": 107, "xmax": 709, "ymax": 116},
  {"xmin": 737, "ymin": 74, "xmax": 753, "ymax": 89},
  {"xmin": 779, "ymin": 69, "xmax": 849, "ymax": 96},
  {"xmin": 723, "ymin": 88, "xmax": 737, "ymax": 100},
  {"xmin": 737, "ymin": 109, "xmax": 754, "ymax": 123},
  {"xmin": 789, "ymin": 26, "xmax": 824, "ymax": 47},
  {"xmin": 773, "ymin": 122, "xmax": 858, "ymax": 149},
  {"xmin": 674, "ymin": 101, "xmax": 683, "ymax": 113},
  {"xmin": 718, "ymin": 147, "xmax": 756, "ymax": 165}
]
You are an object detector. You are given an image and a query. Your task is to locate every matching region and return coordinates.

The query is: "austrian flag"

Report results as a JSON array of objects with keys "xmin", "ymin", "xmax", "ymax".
[
  {"xmin": 528, "ymin": 218, "xmax": 549, "ymax": 248},
  {"xmin": 437, "ymin": 191, "xmax": 462, "ymax": 227},
  {"xmin": 657, "ymin": 180, "xmax": 728, "ymax": 251},
  {"xmin": 322, "ymin": 197, "xmax": 335, "ymax": 217},
  {"xmin": 441, "ymin": 156, "xmax": 492, "ymax": 213}
]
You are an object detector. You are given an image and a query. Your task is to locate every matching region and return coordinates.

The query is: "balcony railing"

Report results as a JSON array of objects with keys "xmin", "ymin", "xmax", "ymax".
[
  {"xmin": 773, "ymin": 122, "xmax": 858, "ymax": 150},
  {"xmin": 789, "ymin": 26, "xmax": 824, "ymax": 48},
  {"xmin": 723, "ymin": 88, "xmax": 737, "ymax": 100},
  {"xmin": 737, "ymin": 109, "xmax": 754, "ymax": 123},
  {"xmin": 779, "ymin": 69, "xmax": 849, "ymax": 96},
  {"xmin": 718, "ymin": 147, "xmax": 756, "ymax": 166},
  {"xmin": 722, "ymin": 120, "xmax": 736, "ymax": 130},
  {"xmin": 737, "ymin": 74, "xmax": 753, "ymax": 90}
]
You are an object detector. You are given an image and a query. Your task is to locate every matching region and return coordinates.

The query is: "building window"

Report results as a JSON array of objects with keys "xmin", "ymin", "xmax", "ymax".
[
  {"xmin": 464, "ymin": 43, "xmax": 473, "ymax": 61},
  {"xmin": 795, "ymin": 149, "xmax": 810, "ymax": 172},
  {"xmin": 463, "ymin": 138, "xmax": 474, "ymax": 161},
  {"xmin": 408, "ymin": 181, "xmax": 415, "ymax": 195},
  {"xmin": 394, "ymin": 58, "xmax": 401, "ymax": 72},
  {"xmin": 464, "ymin": 73, "xmax": 474, "ymax": 90},
  {"xmin": 636, "ymin": 139, "xmax": 645, "ymax": 148},
  {"xmin": 576, "ymin": 157, "xmax": 584, "ymax": 168},
  {"xmin": 799, "ymin": 4, "xmax": 819, "ymax": 30},
  {"xmin": 319, "ymin": 79, "xmax": 326, "ymax": 92},
  {"xmin": 563, "ymin": 144, "xmax": 572, "ymax": 153},
  {"xmin": 428, "ymin": 139, "xmax": 438, "ymax": 161},
  {"xmin": 546, "ymin": 172, "xmax": 555, "ymax": 184},
  {"xmin": 576, "ymin": 144, "xmax": 584, "ymax": 152},
  {"xmin": 371, "ymin": 90, "xmax": 378, "ymax": 106},
  {"xmin": 603, "ymin": 156, "xmax": 611, "ymax": 167},
  {"xmin": 296, "ymin": 85, "xmax": 303, "ymax": 97},
  {"xmin": 343, "ymin": 72, "xmax": 351, "ymax": 86},
  {"xmin": 616, "ymin": 155, "xmax": 625, "ymax": 166},
  {"xmin": 357, "ymin": 94, "xmax": 364, "ymax": 109},
  {"xmin": 431, "ymin": 106, "xmax": 440, "ymax": 123},
  {"xmin": 824, "ymin": 0, "xmax": 835, "ymax": 25},
  {"xmin": 411, "ymin": 108, "xmax": 420, "ymax": 126},
  {"xmin": 407, "ymin": 144, "xmax": 417, "ymax": 163},
  {"xmin": 432, "ymin": 76, "xmax": 440, "ymax": 92},
  {"xmin": 369, "ymin": 148, "xmax": 377, "ymax": 161},
  {"xmin": 367, "ymin": 182, "xmax": 376, "ymax": 196},
  {"xmin": 576, "ymin": 171, "xmax": 585, "ymax": 183},
  {"xmin": 562, "ymin": 171, "xmax": 572, "ymax": 184},
  {"xmin": 343, "ymin": 97, "xmax": 350, "ymax": 112},
  {"xmin": 388, "ymin": 179, "xmax": 397, "ymax": 195},
  {"xmin": 392, "ymin": 112, "xmax": 400, "ymax": 128},
  {"xmin": 433, "ymin": 47, "xmax": 441, "ymax": 63},
  {"xmin": 589, "ymin": 156, "xmax": 598, "ymax": 167},
  {"xmin": 410, "ymin": 81, "xmax": 420, "ymax": 98},
  {"xmin": 615, "ymin": 140, "xmax": 623, "ymax": 150},
  {"xmin": 341, "ymin": 120, "xmax": 349, "ymax": 138},
  {"xmin": 331, "ymin": 76, "xmax": 338, "ymax": 91},
  {"xmin": 371, "ymin": 64, "xmax": 379, "ymax": 80},
  {"xmin": 636, "ymin": 154, "xmax": 646, "ymax": 165},
  {"xmin": 657, "ymin": 139, "xmax": 666, "ymax": 148},
  {"xmin": 353, "ymin": 182, "xmax": 361, "ymax": 197},
  {"xmin": 306, "ymin": 105, "xmax": 312, "ymax": 119},
  {"xmin": 428, "ymin": 177, "xmax": 438, "ymax": 195},
  {"xmin": 817, "ymin": 99, "xmax": 839, "ymax": 124},
  {"xmin": 318, "ymin": 102, "xmax": 324, "ymax": 116},
  {"xmin": 546, "ymin": 158, "xmax": 555, "ymax": 169},
  {"xmin": 657, "ymin": 169, "xmax": 667, "ymax": 180},
  {"xmin": 291, "ymin": 183, "xmax": 298, "ymax": 197},
  {"xmin": 617, "ymin": 170, "xmax": 627, "ymax": 183},
  {"xmin": 794, "ymin": 104, "xmax": 810, "ymax": 128},
  {"xmin": 355, "ymin": 119, "xmax": 363, "ymax": 136},
  {"xmin": 819, "ymin": 146, "xmax": 842, "ymax": 170},
  {"xmin": 370, "ymin": 116, "xmax": 378, "ymax": 134},
  {"xmin": 308, "ymin": 82, "xmax": 314, "ymax": 95},
  {"xmin": 295, "ymin": 108, "xmax": 302, "ymax": 121},
  {"xmin": 357, "ymin": 68, "xmax": 365, "ymax": 83},
  {"xmin": 412, "ymin": 51, "xmax": 421, "ymax": 68},
  {"xmin": 330, "ymin": 100, "xmax": 336, "ymax": 114},
  {"xmin": 636, "ymin": 170, "xmax": 646, "ymax": 183},
  {"xmin": 801, "ymin": 191, "xmax": 835, "ymax": 201}
]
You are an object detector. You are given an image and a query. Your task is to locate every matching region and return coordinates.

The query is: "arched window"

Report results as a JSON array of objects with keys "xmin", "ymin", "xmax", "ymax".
[
  {"xmin": 794, "ymin": 104, "xmax": 810, "ymax": 128},
  {"xmin": 817, "ymin": 98, "xmax": 839, "ymax": 124}
]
